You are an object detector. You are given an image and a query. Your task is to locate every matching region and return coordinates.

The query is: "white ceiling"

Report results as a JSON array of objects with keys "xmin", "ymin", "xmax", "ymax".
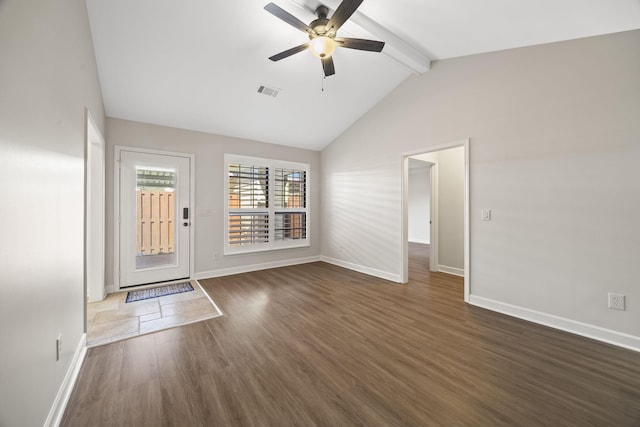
[{"xmin": 86, "ymin": 0, "xmax": 640, "ymax": 151}]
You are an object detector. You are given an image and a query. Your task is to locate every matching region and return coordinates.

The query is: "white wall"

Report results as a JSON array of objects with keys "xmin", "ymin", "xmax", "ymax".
[
  {"xmin": 105, "ymin": 118, "xmax": 321, "ymax": 288},
  {"xmin": 408, "ymin": 160, "xmax": 430, "ymax": 244},
  {"xmin": 0, "ymin": 0, "xmax": 105, "ymax": 425},
  {"xmin": 321, "ymin": 30, "xmax": 640, "ymax": 346}
]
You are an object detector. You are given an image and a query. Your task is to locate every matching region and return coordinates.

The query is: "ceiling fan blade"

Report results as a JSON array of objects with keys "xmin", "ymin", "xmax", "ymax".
[
  {"xmin": 264, "ymin": 3, "xmax": 315, "ymax": 35},
  {"xmin": 269, "ymin": 43, "xmax": 310, "ymax": 61},
  {"xmin": 326, "ymin": 0, "xmax": 363, "ymax": 34},
  {"xmin": 335, "ymin": 37, "xmax": 385, "ymax": 52},
  {"xmin": 322, "ymin": 57, "xmax": 335, "ymax": 77}
]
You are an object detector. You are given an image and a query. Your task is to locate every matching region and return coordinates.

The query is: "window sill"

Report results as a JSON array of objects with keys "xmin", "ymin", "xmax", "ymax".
[{"xmin": 224, "ymin": 240, "xmax": 310, "ymax": 256}]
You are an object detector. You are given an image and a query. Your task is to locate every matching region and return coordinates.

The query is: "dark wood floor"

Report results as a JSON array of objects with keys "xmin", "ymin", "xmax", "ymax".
[{"xmin": 62, "ymin": 243, "xmax": 640, "ymax": 426}]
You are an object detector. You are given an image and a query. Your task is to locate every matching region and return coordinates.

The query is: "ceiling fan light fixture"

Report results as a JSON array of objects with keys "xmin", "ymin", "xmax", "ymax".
[
  {"xmin": 264, "ymin": 1, "xmax": 385, "ymax": 77},
  {"xmin": 309, "ymin": 36, "xmax": 336, "ymax": 59}
]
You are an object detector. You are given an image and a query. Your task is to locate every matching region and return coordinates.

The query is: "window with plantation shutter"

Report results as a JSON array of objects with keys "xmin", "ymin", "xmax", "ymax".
[{"xmin": 225, "ymin": 154, "xmax": 310, "ymax": 254}]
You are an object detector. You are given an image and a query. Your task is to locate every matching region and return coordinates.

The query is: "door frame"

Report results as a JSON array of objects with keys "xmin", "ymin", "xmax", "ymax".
[
  {"xmin": 85, "ymin": 110, "xmax": 106, "ymax": 305},
  {"xmin": 401, "ymin": 138, "xmax": 470, "ymax": 302},
  {"xmin": 113, "ymin": 145, "xmax": 196, "ymax": 291}
]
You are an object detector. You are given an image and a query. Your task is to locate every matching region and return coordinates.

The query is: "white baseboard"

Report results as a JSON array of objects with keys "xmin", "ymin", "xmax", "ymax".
[
  {"xmin": 45, "ymin": 333, "xmax": 87, "ymax": 427},
  {"xmin": 105, "ymin": 283, "xmax": 116, "ymax": 294},
  {"xmin": 438, "ymin": 265, "xmax": 464, "ymax": 277},
  {"xmin": 469, "ymin": 295, "xmax": 640, "ymax": 353},
  {"xmin": 320, "ymin": 256, "xmax": 401, "ymax": 283},
  {"xmin": 87, "ymin": 289, "xmax": 107, "ymax": 303},
  {"xmin": 194, "ymin": 256, "xmax": 322, "ymax": 280}
]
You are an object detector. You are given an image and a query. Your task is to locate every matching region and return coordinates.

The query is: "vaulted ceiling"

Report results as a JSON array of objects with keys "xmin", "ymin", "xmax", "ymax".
[{"xmin": 86, "ymin": 0, "xmax": 640, "ymax": 150}]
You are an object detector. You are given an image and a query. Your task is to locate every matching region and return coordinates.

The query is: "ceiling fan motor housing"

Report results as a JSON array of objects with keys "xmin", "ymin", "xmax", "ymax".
[{"xmin": 309, "ymin": 18, "xmax": 331, "ymax": 38}]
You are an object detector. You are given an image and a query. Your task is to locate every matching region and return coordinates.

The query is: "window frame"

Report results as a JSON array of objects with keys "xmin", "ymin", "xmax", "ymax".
[{"xmin": 224, "ymin": 154, "xmax": 310, "ymax": 255}]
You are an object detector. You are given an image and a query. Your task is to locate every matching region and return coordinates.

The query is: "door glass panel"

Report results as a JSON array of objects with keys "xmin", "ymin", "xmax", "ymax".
[{"xmin": 135, "ymin": 166, "xmax": 177, "ymax": 270}]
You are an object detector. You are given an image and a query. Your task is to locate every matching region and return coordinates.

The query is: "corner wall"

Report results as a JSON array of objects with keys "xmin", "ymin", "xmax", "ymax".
[
  {"xmin": 0, "ymin": 0, "xmax": 105, "ymax": 425},
  {"xmin": 321, "ymin": 30, "xmax": 640, "ymax": 345}
]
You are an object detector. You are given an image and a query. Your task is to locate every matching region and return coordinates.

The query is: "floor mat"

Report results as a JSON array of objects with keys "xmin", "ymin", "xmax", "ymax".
[{"xmin": 125, "ymin": 282, "xmax": 194, "ymax": 303}]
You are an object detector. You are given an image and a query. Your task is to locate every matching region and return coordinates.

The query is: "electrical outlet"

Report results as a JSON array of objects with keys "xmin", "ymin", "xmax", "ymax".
[
  {"xmin": 608, "ymin": 293, "xmax": 625, "ymax": 311},
  {"xmin": 56, "ymin": 334, "xmax": 62, "ymax": 361}
]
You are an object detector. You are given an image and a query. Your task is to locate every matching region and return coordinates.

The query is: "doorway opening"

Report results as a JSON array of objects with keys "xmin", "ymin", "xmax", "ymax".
[
  {"xmin": 407, "ymin": 158, "xmax": 437, "ymax": 273},
  {"xmin": 401, "ymin": 139, "xmax": 469, "ymax": 301}
]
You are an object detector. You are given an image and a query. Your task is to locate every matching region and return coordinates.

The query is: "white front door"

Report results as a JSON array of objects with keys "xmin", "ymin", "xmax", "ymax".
[{"xmin": 118, "ymin": 149, "xmax": 191, "ymax": 287}]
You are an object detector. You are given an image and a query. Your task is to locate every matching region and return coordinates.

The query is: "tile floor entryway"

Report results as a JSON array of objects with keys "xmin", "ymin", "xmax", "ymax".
[{"xmin": 87, "ymin": 280, "xmax": 222, "ymax": 347}]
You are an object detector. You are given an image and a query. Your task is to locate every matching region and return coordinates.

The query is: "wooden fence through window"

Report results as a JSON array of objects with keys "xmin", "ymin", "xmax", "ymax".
[{"xmin": 137, "ymin": 190, "xmax": 175, "ymax": 255}]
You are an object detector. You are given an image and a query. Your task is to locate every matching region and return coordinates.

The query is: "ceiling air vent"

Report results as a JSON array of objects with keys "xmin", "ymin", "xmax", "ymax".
[{"xmin": 257, "ymin": 84, "xmax": 280, "ymax": 98}]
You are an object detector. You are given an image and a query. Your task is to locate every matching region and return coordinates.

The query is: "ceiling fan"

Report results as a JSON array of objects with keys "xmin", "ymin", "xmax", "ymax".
[{"xmin": 264, "ymin": 0, "xmax": 385, "ymax": 77}]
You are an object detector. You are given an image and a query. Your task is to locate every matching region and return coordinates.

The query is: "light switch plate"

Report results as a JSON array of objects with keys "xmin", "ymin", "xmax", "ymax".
[{"xmin": 481, "ymin": 209, "xmax": 492, "ymax": 221}]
